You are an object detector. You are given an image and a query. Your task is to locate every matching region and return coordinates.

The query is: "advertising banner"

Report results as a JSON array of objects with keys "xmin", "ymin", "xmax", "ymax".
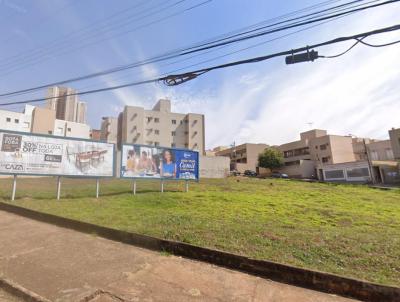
[
  {"xmin": 0, "ymin": 131, "xmax": 114, "ymax": 177},
  {"xmin": 120, "ymin": 144, "xmax": 199, "ymax": 180}
]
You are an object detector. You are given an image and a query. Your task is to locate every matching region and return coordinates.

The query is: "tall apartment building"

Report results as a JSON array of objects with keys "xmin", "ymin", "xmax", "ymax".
[
  {"xmin": 215, "ymin": 143, "xmax": 269, "ymax": 173},
  {"xmin": 46, "ymin": 86, "xmax": 87, "ymax": 123},
  {"xmin": 118, "ymin": 99, "xmax": 205, "ymax": 154},
  {"xmin": 100, "ymin": 117, "xmax": 118, "ymax": 144},
  {"xmin": 31, "ymin": 106, "xmax": 90, "ymax": 139}
]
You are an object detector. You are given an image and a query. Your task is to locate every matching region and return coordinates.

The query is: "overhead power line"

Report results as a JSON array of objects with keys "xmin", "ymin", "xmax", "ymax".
[
  {"xmin": 0, "ymin": 0, "xmax": 346, "ymax": 78},
  {"xmin": 0, "ymin": 0, "xmax": 210, "ymax": 76},
  {"xmin": 1, "ymin": 23, "xmax": 399, "ymax": 107},
  {"xmin": 0, "ymin": 0, "xmax": 395, "ymax": 98}
]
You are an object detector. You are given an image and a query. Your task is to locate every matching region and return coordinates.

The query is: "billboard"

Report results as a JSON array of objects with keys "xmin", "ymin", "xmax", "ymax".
[
  {"xmin": 0, "ymin": 130, "xmax": 114, "ymax": 177},
  {"xmin": 120, "ymin": 144, "xmax": 199, "ymax": 180}
]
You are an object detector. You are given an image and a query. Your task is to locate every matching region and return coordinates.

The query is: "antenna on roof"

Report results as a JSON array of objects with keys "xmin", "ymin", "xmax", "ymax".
[{"xmin": 307, "ymin": 122, "xmax": 314, "ymax": 129}]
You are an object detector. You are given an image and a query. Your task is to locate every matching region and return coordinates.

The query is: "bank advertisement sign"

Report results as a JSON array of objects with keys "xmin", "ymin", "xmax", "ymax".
[
  {"xmin": 0, "ymin": 131, "xmax": 114, "ymax": 177},
  {"xmin": 120, "ymin": 144, "xmax": 199, "ymax": 180}
]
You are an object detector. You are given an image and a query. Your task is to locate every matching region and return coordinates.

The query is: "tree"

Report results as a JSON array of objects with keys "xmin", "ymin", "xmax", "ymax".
[{"xmin": 258, "ymin": 148, "xmax": 284, "ymax": 170}]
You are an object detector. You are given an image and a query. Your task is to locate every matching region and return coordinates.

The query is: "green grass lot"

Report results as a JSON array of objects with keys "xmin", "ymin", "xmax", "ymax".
[{"xmin": 0, "ymin": 177, "xmax": 399, "ymax": 286}]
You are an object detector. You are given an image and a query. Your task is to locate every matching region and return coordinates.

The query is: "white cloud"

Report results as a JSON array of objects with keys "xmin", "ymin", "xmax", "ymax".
[
  {"xmin": 159, "ymin": 6, "xmax": 400, "ymax": 148},
  {"xmin": 82, "ymin": 3, "xmax": 400, "ymax": 149}
]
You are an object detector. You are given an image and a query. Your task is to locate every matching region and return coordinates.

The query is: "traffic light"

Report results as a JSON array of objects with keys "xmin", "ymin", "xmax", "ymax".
[{"xmin": 285, "ymin": 50, "xmax": 319, "ymax": 64}]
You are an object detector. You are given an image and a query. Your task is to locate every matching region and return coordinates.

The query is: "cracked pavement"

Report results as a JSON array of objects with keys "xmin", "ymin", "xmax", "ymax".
[{"xmin": 0, "ymin": 211, "xmax": 359, "ymax": 302}]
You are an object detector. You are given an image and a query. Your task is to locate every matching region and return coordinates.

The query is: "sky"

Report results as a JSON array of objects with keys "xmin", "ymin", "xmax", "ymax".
[{"xmin": 0, "ymin": 0, "xmax": 399, "ymax": 149}]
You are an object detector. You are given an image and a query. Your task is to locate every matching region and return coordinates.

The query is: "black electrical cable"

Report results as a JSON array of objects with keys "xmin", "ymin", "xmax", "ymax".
[
  {"xmin": 318, "ymin": 37, "xmax": 366, "ymax": 58},
  {"xmin": 0, "ymin": 0, "xmax": 392, "ymax": 97},
  {"xmin": 356, "ymin": 37, "xmax": 400, "ymax": 47},
  {"xmin": 0, "ymin": 0, "xmax": 204, "ymax": 74},
  {"xmin": 0, "ymin": 0, "xmax": 345, "ymax": 76},
  {"xmin": 176, "ymin": 0, "xmax": 399, "ymax": 57},
  {"xmin": 319, "ymin": 35, "xmax": 400, "ymax": 58},
  {"xmin": 0, "ymin": 0, "xmax": 165, "ymax": 65},
  {"xmin": 1, "ymin": 23, "xmax": 399, "ymax": 107}
]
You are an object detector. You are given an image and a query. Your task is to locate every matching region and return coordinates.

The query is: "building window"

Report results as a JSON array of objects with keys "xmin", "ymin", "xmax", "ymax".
[
  {"xmin": 14, "ymin": 119, "xmax": 19, "ymax": 124},
  {"xmin": 325, "ymin": 169, "xmax": 345, "ymax": 179},
  {"xmin": 6, "ymin": 117, "xmax": 11, "ymax": 122},
  {"xmin": 321, "ymin": 156, "xmax": 330, "ymax": 163},
  {"xmin": 48, "ymin": 131, "xmax": 53, "ymax": 134},
  {"xmin": 180, "ymin": 120, "xmax": 183, "ymax": 125},
  {"xmin": 346, "ymin": 167, "xmax": 370, "ymax": 178},
  {"xmin": 154, "ymin": 118, "xmax": 159, "ymax": 123},
  {"xmin": 320, "ymin": 144, "xmax": 327, "ymax": 150},
  {"xmin": 185, "ymin": 119, "xmax": 188, "ymax": 123},
  {"xmin": 184, "ymin": 131, "xmax": 188, "ymax": 135},
  {"xmin": 154, "ymin": 142, "xmax": 160, "ymax": 146},
  {"xmin": 155, "ymin": 130, "xmax": 159, "ymax": 135},
  {"xmin": 285, "ymin": 160, "xmax": 300, "ymax": 166},
  {"xmin": 184, "ymin": 143, "xmax": 188, "ymax": 148},
  {"xmin": 171, "ymin": 143, "xmax": 176, "ymax": 148},
  {"xmin": 172, "ymin": 119, "xmax": 176, "ymax": 124},
  {"xmin": 385, "ymin": 148, "xmax": 394, "ymax": 160},
  {"xmin": 171, "ymin": 131, "xmax": 176, "ymax": 136},
  {"xmin": 67, "ymin": 128, "xmax": 71, "ymax": 132},
  {"xmin": 147, "ymin": 117, "xmax": 152, "ymax": 123},
  {"xmin": 370, "ymin": 150, "xmax": 378, "ymax": 160}
]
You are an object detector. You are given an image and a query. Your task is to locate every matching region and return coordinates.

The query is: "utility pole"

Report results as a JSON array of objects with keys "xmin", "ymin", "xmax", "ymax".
[
  {"xmin": 230, "ymin": 141, "xmax": 236, "ymax": 171},
  {"xmin": 363, "ymin": 138, "xmax": 375, "ymax": 184}
]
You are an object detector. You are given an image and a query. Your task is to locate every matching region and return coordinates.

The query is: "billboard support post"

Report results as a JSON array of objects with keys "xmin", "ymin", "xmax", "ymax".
[
  {"xmin": 161, "ymin": 180, "xmax": 164, "ymax": 193},
  {"xmin": 132, "ymin": 180, "xmax": 137, "ymax": 195},
  {"xmin": 56, "ymin": 176, "xmax": 61, "ymax": 200},
  {"xmin": 185, "ymin": 180, "xmax": 189, "ymax": 193},
  {"xmin": 96, "ymin": 179, "xmax": 100, "ymax": 199},
  {"xmin": 11, "ymin": 175, "xmax": 17, "ymax": 201}
]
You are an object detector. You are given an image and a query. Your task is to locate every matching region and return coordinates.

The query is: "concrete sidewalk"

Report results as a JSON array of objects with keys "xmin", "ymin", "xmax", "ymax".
[{"xmin": 0, "ymin": 211, "xmax": 358, "ymax": 302}]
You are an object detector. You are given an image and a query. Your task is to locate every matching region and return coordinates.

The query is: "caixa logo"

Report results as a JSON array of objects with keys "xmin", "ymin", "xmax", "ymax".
[
  {"xmin": 183, "ymin": 152, "xmax": 192, "ymax": 159},
  {"xmin": 0, "ymin": 163, "xmax": 24, "ymax": 171}
]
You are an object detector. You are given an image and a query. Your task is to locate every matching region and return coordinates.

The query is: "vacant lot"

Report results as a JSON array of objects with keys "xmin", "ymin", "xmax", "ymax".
[{"xmin": 0, "ymin": 177, "xmax": 399, "ymax": 286}]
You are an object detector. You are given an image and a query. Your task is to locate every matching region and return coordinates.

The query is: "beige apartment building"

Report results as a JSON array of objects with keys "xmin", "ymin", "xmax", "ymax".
[
  {"xmin": 100, "ymin": 117, "xmax": 118, "ymax": 144},
  {"xmin": 277, "ymin": 129, "xmax": 340, "ymax": 179},
  {"xmin": 118, "ymin": 99, "xmax": 205, "ymax": 153},
  {"xmin": 277, "ymin": 128, "xmax": 399, "ymax": 184},
  {"xmin": 46, "ymin": 86, "xmax": 87, "ymax": 124},
  {"xmin": 215, "ymin": 143, "xmax": 268, "ymax": 173}
]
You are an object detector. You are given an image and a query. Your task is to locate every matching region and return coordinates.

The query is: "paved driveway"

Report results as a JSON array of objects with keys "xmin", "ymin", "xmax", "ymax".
[{"xmin": 0, "ymin": 210, "xmax": 358, "ymax": 302}]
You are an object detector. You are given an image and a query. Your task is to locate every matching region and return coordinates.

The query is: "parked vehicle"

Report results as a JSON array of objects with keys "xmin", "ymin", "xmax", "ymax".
[
  {"xmin": 230, "ymin": 170, "xmax": 241, "ymax": 176},
  {"xmin": 244, "ymin": 170, "xmax": 257, "ymax": 177},
  {"xmin": 271, "ymin": 172, "xmax": 289, "ymax": 179}
]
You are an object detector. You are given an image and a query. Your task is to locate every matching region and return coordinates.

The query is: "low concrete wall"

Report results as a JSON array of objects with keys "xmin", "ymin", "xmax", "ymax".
[
  {"xmin": 199, "ymin": 156, "xmax": 229, "ymax": 178},
  {"xmin": 0, "ymin": 203, "xmax": 399, "ymax": 302}
]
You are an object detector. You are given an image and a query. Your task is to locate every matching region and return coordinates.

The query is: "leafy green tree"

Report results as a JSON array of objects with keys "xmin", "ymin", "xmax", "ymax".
[{"xmin": 258, "ymin": 148, "xmax": 284, "ymax": 170}]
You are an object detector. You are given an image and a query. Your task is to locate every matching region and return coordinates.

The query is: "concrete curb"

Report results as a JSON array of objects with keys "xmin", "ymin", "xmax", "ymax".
[
  {"xmin": 1, "ymin": 202, "xmax": 399, "ymax": 302},
  {"xmin": 0, "ymin": 277, "xmax": 51, "ymax": 302}
]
